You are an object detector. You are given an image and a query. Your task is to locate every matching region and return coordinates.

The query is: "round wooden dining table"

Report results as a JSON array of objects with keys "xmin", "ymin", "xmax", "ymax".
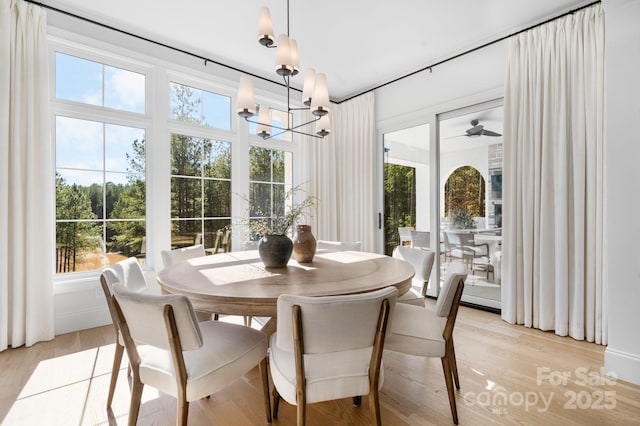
[{"xmin": 157, "ymin": 249, "xmax": 414, "ymax": 334}]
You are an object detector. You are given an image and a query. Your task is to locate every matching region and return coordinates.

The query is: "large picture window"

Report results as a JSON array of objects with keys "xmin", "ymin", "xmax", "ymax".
[
  {"xmin": 169, "ymin": 81, "xmax": 232, "ymax": 252},
  {"xmin": 54, "ymin": 52, "xmax": 147, "ymax": 273},
  {"xmin": 55, "ymin": 117, "xmax": 146, "ymax": 272},
  {"xmin": 170, "ymin": 135, "xmax": 231, "ymax": 252}
]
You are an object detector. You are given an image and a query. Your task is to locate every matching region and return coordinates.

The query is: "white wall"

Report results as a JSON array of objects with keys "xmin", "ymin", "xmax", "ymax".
[
  {"xmin": 375, "ymin": 41, "xmax": 506, "ymax": 124},
  {"xmin": 603, "ymin": 0, "xmax": 640, "ymax": 386}
]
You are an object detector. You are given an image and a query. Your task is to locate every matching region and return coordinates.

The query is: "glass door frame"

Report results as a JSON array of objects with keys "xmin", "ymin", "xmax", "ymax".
[
  {"xmin": 377, "ymin": 97, "xmax": 503, "ymax": 303},
  {"xmin": 436, "ymin": 98, "xmax": 503, "ymax": 309}
]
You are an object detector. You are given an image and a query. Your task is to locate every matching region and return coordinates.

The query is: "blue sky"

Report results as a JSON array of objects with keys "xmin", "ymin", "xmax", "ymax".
[{"xmin": 55, "ymin": 53, "xmax": 232, "ymax": 186}]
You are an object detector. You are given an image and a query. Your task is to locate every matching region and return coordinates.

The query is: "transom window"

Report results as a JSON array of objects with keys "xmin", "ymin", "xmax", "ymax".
[
  {"xmin": 55, "ymin": 52, "xmax": 145, "ymax": 114},
  {"xmin": 170, "ymin": 82, "xmax": 231, "ymax": 130}
]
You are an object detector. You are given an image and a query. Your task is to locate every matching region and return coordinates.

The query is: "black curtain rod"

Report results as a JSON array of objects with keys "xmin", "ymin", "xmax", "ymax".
[{"xmin": 26, "ymin": 0, "xmax": 600, "ymax": 104}]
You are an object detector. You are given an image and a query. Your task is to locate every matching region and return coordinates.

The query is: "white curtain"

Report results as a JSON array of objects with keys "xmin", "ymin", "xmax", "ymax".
[
  {"xmin": 302, "ymin": 92, "xmax": 376, "ymax": 251},
  {"xmin": 502, "ymin": 4, "xmax": 606, "ymax": 344},
  {"xmin": 0, "ymin": 0, "xmax": 54, "ymax": 351}
]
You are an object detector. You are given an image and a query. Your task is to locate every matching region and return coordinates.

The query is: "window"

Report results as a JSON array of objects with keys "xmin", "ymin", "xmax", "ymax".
[
  {"xmin": 170, "ymin": 82, "xmax": 231, "ymax": 130},
  {"xmin": 169, "ymin": 81, "xmax": 232, "ymax": 252},
  {"xmin": 170, "ymin": 134, "xmax": 231, "ymax": 251},
  {"xmin": 248, "ymin": 146, "xmax": 293, "ymax": 238},
  {"xmin": 54, "ymin": 52, "xmax": 147, "ymax": 273},
  {"xmin": 248, "ymin": 107, "xmax": 293, "ymax": 142},
  {"xmin": 55, "ymin": 52, "xmax": 145, "ymax": 114}
]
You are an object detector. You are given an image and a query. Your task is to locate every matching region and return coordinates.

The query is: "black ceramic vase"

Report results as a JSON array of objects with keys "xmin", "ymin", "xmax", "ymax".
[{"xmin": 258, "ymin": 234, "xmax": 293, "ymax": 268}]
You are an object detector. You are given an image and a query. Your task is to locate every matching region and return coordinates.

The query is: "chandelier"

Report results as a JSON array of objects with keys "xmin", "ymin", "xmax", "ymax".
[{"xmin": 236, "ymin": 0, "xmax": 331, "ymax": 140}]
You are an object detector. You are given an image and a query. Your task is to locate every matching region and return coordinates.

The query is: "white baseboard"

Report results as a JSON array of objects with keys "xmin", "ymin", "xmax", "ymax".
[
  {"xmin": 605, "ymin": 347, "xmax": 640, "ymax": 386},
  {"xmin": 55, "ymin": 305, "xmax": 111, "ymax": 335}
]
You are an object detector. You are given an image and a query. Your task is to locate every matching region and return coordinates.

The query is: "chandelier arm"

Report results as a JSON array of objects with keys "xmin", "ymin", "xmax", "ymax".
[
  {"xmin": 265, "ymin": 127, "xmax": 325, "ymax": 140},
  {"xmin": 244, "ymin": 115, "xmax": 320, "ymax": 132},
  {"xmin": 288, "ymin": 116, "xmax": 321, "ymax": 131},
  {"xmin": 244, "ymin": 116, "xmax": 289, "ymax": 132}
]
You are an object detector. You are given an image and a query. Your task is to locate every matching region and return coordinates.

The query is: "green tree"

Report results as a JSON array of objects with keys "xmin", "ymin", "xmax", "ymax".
[
  {"xmin": 55, "ymin": 174, "xmax": 100, "ymax": 272},
  {"xmin": 444, "ymin": 166, "xmax": 485, "ymax": 218},
  {"xmin": 110, "ymin": 137, "xmax": 146, "ymax": 256},
  {"xmin": 384, "ymin": 163, "xmax": 416, "ymax": 255}
]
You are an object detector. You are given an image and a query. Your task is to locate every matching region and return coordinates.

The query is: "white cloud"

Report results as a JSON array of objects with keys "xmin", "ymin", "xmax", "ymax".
[{"xmin": 106, "ymin": 67, "xmax": 145, "ymax": 112}]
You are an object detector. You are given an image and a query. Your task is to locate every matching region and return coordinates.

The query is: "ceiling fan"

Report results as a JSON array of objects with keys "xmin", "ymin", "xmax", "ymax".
[{"xmin": 465, "ymin": 119, "xmax": 502, "ymax": 138}]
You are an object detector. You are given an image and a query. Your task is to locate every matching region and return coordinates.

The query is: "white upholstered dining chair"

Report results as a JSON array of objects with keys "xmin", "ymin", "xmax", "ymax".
[
  {"xmin": 99, "ymin": 257, "xmax": 150, "ymax": 409},
  {"xmin": 392, "ymin": 246, "xmax": 436, "ymax": 306},
  {"xmin": 161, "ymin": 244, "xmax": 222, "ymax": 322},
  {"xmin": 269, "ymin": 287, "xmax": 398, "ymax": 425},
  {"xmin": 315, "ymin": 239, "xmax": 362, "ymax": 251},
  {"xmin": 111, "ymin": 283, "xmax": 271, "ymax": 426},
  {"xmin": 161, "ymin": 244, "xmax": 206, "ymax": 268},
  {"xmin": 384, "ymin": 261, "xmax": 468, "ymax": 425}
]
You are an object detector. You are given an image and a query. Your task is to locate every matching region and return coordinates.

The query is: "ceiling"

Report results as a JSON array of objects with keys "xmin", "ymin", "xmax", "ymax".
[{"xmin": 42, "ymin": 0, "xmax": 591, "ymax": 102}]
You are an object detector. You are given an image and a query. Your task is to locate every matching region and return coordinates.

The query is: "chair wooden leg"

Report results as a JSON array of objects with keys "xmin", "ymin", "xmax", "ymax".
[
  {"xmin": 259, "ymin": 358, "xmax": 272, "ymax": 423},
  {"xmin": 244, "ymin": 316, "xmax": 253, "ymax": 327},
  {"xmin": 177, "ymin": 397, "xmax": 189, "ymax": 426},
  {"xmin": 368, "ymin": 390, "xmax": 382, "ymax": 426},
  {"xmin": 441, "ymin": 355, "xmax": 459, "ymax": 425},
  {"xmin": 296, "ymin": 400, "xmax": 306, "ymax": 426},
  {"xmin": 352, "ymin": 395, "xmax": 362, "ymax": 406},
  {"xmin": 272, "ymin": 387, "xmax": 281, "ymax": 419},
  {"xmin": 449, "ymin": 340, "xmax": 460, "ymax": 390},
  {"xmin": 213, "ymin": 313, "xmax": 219, "ymax": 321},
  {"xmin": 107, "ymin": 342, "xmax": 124, "ymax": 408},
  {"xmin": 128, "ymin": 378, "xmax": 144, "ymax": 426}
]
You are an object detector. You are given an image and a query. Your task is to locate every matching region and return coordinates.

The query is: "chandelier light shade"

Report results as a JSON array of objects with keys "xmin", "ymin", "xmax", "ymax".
[
  {"xmin": 302, "ymin": 68, "xmax": 316, "ymax": 106},
  {"xmin": 275, "ymin": 34, "xmax": 294, "ymax": 76},
  {"xmin": 315, "ymin": 114, "xmax": 331, "ymax": 137},
  {"xmin": 257, "ymin": 6, "xmax": 275, "ymax": 47},
  {"xmin": 289, "ymin": 38, "xmax": 300, "ymax": 76},
  {"xmin": 310, "ymin": 73, "xmax": 329, "ymax": 116},
  {"xmin": 256, "ymin": 106, "xmax": 271, "ymax": 139},
  {"xmin": 237, "ymin": 76, "xmax": 255, "ymax": 118},
  {"xmin": 237, "ymin": 0, "xmax": 330, "ymax": 140}
]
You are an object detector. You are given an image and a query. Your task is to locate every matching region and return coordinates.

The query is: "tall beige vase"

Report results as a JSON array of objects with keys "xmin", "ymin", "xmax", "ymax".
[{"xmin": 293, "ymin": 225, "xmax": 317, "ymax": 263}]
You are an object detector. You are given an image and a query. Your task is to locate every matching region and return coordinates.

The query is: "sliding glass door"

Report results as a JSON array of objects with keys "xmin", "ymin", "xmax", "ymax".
[{"xmin": 437, "ymin": 99, "xmax": 503, "ymax": 309}]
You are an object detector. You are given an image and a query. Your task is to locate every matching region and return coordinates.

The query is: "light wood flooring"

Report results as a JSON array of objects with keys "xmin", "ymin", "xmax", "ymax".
[{"xmin": 1, "ymin": 301, "xmax": 639, "ymax": 425}]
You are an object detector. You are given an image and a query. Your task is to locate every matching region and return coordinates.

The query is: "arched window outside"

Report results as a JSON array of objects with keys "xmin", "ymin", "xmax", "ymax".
[{"xmin": 444, "ymin": 166, "xmax": 485, "ymax": 218}]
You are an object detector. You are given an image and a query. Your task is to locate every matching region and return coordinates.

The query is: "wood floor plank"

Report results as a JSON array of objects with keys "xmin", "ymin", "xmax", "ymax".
[{"xmin": 1, "ymin": 302, "xmax": 638, "ymax": 425}]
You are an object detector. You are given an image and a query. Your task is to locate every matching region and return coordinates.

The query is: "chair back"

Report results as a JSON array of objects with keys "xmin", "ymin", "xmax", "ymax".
[
  {"xmin": 398, "ymin": 227, "xmax": 413, "ymax": 239},
  {"xmin": 109, "ymin": 257, "xmax": 147, "ymax": 292},
  {"xmin": 316, "ymin": 240, "xmax": 362, "ymax": 251},
  {"xmin": 410, "ymin": 230, "xmax": 430, "ymax": 248},
  {"xmin": 112, "ymin": 283, "xmax": 203, "ymax": 351},
  {"xmin": 435, "ymin": 261, "xmax": 468, "ymax": 318},
  {"xmin": 161, "ymin": 244, "xmax": 206, "ymax": 267},
  {"xmin": 276, "ymin": 287, "xmax": 397, "ymax": 354},
  {"xmin": 392, "ymin": 246, "xmax": 435, "ymax": 283}
]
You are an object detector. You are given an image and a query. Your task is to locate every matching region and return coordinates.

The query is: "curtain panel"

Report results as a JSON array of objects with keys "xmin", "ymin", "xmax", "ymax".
[
  {"xmin": 0, "ymin": 0, "xmax": 54, "ymax": 351},
  {"xmin": 302, "ymin": 92, "xmax": 376, "ymax": 251},
  {"xmin": 502, "ymin": 4, "xmax": 606, "ymax": 343}
]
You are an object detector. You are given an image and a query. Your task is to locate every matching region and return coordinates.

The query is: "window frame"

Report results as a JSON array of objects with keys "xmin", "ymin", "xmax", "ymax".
[
  {"xmin": 49, "ymin": 37, "xmax": 304, "ymax": 285},
  {"xmin": 50, "ymin": 40, "xmax": 153, "ymax": 281}
]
